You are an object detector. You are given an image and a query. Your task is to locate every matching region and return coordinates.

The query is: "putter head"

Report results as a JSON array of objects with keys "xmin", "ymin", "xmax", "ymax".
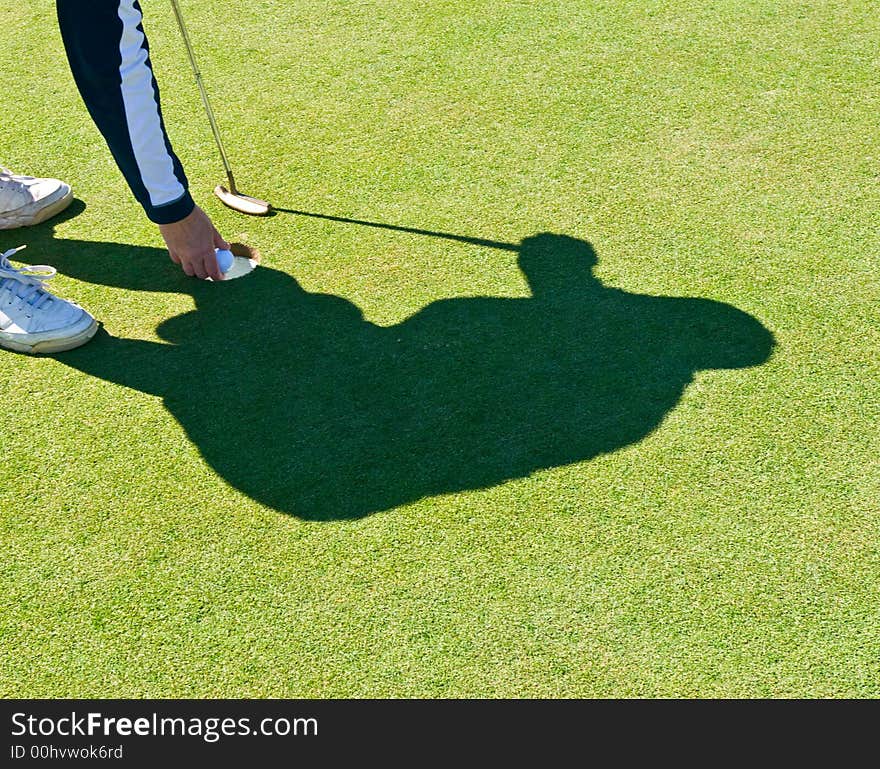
[{"xmin": 214, "ymin": 184, "xmax": 271, "ymax": 216}]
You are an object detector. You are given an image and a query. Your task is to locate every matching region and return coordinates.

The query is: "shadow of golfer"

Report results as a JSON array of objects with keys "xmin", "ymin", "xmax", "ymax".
[{"xmin": 4, "ymin": 204, "xmax": 774, "ymax": 520}]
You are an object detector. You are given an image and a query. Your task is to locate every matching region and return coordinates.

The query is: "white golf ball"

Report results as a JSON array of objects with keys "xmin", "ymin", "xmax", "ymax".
[{"xmin": 215, "ymin": 248, "xmax": 235, "ymax": 273}]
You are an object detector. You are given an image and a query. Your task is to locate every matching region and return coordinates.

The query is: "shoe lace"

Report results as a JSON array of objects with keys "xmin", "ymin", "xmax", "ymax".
[
  {"xmin": 0, "ymin": 246, "xmax": 58, "ymax": 311},
  {"xmin": 0, "ymin": 167, "xmax": 34, "ymax": 187}
]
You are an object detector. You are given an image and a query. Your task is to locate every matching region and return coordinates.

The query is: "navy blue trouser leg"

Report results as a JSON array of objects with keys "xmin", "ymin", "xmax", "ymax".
[{"xmin": 57, "ymin": 0, "xmax": 195, "ymax": 224}]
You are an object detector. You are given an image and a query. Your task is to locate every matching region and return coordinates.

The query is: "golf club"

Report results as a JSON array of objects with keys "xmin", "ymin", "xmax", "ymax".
[{"xmin": 169, "ymin": 0, "xmax": 270, "ymax": 215}]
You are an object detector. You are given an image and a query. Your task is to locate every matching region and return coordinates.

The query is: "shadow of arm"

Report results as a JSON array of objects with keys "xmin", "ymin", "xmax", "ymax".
[{"xmin": 679, "ymin": 299, "xmax": 775, "ymax": 371}]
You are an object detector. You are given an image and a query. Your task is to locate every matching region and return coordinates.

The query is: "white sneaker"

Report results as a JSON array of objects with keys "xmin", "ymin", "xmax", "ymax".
[
  {"xmin": 0, "ymin": 246, "xmax": 97, "ymax": 354},
  {"xmin": 0, "ymin": 167, "xmax": 73, "ymax": 230}
]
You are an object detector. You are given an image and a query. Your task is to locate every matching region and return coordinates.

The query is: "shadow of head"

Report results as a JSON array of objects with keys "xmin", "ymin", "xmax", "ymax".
[{"xmin": 518, "ymin": 232, "xmax": 598, "ymax": 276}]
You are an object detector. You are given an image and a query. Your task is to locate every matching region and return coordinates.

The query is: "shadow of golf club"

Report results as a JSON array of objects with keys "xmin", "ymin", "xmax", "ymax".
[
  {"xmin": 3, "ymin": 206, "xmax": 775, "ymax": 520},
  {"xmin": 269, "ymin": 206, "xmax": 523, "ymax": 253}
]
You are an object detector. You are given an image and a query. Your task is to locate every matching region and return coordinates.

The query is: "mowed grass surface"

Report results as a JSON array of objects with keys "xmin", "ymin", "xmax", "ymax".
[{"xmin": 1, "ymin": 0, "xmax": 878, "ymax": 697}]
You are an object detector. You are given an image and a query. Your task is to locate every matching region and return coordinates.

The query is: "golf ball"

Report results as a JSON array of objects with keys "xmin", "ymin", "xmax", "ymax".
[{"xmin": 215, "ymin": 248, "xmax": 234, "ymax": 273}]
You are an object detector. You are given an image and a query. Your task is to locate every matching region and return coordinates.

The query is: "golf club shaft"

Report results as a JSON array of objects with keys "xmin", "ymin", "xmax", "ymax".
[{"xmin": 169, "ymin": 0, "xmax": 237, "ymax": 193}]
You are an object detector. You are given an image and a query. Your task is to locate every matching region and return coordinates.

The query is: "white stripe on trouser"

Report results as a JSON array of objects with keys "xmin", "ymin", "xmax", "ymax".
[{"xmin": 117, "ymin": 0, "xmax": 186, "ymax": 207}]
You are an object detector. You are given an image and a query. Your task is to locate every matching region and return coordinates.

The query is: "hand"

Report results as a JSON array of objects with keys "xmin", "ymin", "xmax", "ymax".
[{"xmin": 158, "ymin": 205, "xmax": 230, "ymax": 281}]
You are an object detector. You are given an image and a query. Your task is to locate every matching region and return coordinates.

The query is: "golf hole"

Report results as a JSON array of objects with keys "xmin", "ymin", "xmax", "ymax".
[{"xmin": 210, "ymin": 242, "xmax": 260, "ymax": 281}]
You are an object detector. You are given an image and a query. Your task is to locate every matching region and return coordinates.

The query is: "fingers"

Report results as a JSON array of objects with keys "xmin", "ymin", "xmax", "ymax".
[
  {"xmin": 168, "ymin": 249, "xmax": 196, "ymax": 278},
  {"xmin": 168, "ymin": 247, "xmax": 214, "ymax": 279},
  {"xmin": 168, "ymin": 249, "xmax": 223, "ymax": 280},
  {"xmin": 159, "ymin": 205, "xmax": 229, "ymax": 281},
  {"xmin": 205, "ymin": 249, "xmax": 224, "ymax": 282},
  {"xmin": 209, "ymin": 227, "xmax": 230, "ymax": 280},
  {"xmin": 190, "ymin": 250, "xmax": 213, "ymax": 281},
  {"xmin": 213, "ymin": 229, "xmax": 231, "ymax": 251},
  {"xmin": 179, "ymin": 256, "xmax": 196, "ymax": 278}
]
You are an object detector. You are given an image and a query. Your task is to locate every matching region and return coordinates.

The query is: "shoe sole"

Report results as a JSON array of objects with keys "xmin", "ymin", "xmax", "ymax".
[
  {"xmin": 0, "ymin": 316, "xmax": 98, "ymax": 355},
  {"xmin": 0, "ymin": 187, "xmax": 74, "ymax": 230}
]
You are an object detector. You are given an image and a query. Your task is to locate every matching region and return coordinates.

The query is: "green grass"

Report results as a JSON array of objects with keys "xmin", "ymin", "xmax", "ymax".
[{"xmin": 1, "ymin": 0, "xmax": 878, "ymax": 697}]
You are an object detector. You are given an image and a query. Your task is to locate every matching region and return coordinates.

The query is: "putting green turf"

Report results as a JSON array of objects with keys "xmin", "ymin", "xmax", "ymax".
[{"xmin": 1, "ymin": 0, "xmax": 878, "ymax": 697}]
